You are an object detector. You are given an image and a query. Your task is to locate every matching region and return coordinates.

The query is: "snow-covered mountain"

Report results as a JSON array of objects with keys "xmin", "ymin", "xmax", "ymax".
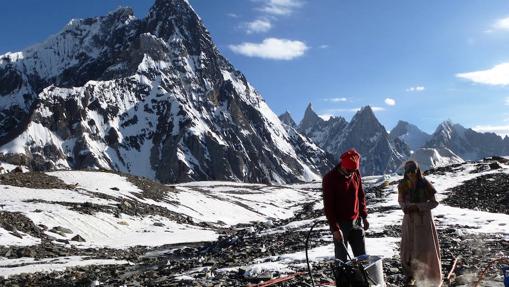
[
  {"xmin": 0, "ymin": 0, "xmax": 333, "ymax": 183},
  {"xmin": 408, "ymin": 147, "xmax": 464, "ymax": 171},
  {"xmin": 388, "ymin": 121, "xmax": 462, "ymax": 171},
  {"xmin": 425, "ymin": 120, "xmax": 509, "ymax": 161},
  {"xmin": 299, "ymin": 105, "xmax": 410, "ymax": 175},
  {"xmin": 389, "ymin": 120, "xmax": 431, "ymax": 151}
]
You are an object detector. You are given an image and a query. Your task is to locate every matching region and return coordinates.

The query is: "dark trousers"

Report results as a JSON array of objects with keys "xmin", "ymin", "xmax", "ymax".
[{"xmin": 334, "ymin": 220, "xmax": 366, "ymax": 262}]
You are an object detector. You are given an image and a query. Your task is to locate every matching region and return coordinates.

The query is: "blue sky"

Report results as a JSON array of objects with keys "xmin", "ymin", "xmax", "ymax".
[{"xmin": 2, "ymin": 1, "xmax": 509, "ymax": 136}]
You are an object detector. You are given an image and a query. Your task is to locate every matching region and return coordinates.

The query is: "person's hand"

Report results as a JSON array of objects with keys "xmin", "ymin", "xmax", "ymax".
[
  {"xmin": 333, "ymin": 230, "xmax": 343, "ymax": 241},
  {"xmin": 362, "ymin": 218, "xmax": 369, "ymax": 231}
]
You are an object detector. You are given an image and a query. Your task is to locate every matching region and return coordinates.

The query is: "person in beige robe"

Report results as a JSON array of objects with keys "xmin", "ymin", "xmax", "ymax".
[{"xmin": 398, "ymin": 160, "xmax": 442, "ymax": 286}]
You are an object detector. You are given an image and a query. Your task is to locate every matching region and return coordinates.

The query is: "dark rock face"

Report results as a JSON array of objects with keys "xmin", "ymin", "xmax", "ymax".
[
  {"xmin": 299, "ymin": 103, "xmax": 325, "ymax": 133},
  {"xmin": 278, "ymin": 111, "xmax": 297, "ymax": 128},
  {"xmin": 0, "ymin": 0, "xmax": 333, "ymax": 183}
]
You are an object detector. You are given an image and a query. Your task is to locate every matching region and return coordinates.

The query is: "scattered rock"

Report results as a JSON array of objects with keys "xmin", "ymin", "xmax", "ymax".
[
  {"xmin": 0, "ymin": 211, "xmax": 42, "ymax": 237},
  {"xmin": 0, "ymin": 172, "xmax": 75, "ymax": 190},
  {"xmin": 9, "ymin": 230, "xmax": 23, "ymax": 239},
  {"xmin": 489, "ymin": 162, "xmax": 501, "ymax": 170},
  {"xmin": 12, "ymin": 166, "xmax": 23, "ymax": 173},
  {"xmin": 71, "ymin": 235, "xmax": 86, "ymax": 242},
  {"xmin": 127, "ymin": 175, "xmax": 176, "ymax": 201},
  {"xmin": 49, "ymin": 226, "xmax": 73, "ymax": 236},
  {"xmin": 443, "ymin": 173, "xmax": 509, "ymax": 214}
]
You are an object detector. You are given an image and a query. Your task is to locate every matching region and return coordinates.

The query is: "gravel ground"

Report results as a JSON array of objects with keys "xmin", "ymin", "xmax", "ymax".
[{"xmin": 0, "ymin": 164, "xmax": 507, "ymax": 286}]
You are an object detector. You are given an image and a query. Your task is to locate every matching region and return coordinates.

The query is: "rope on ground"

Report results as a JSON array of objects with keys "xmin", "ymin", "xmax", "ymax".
[
  {"xmin": 471, "ymin": 257, "xmax": 509, "ymax": 287},
  {"xmin": 247, "ymin": 272, "xmax": 306, "ymax": 287},
  {"xmin": 446, "ymin": 255, "xmax": 461, "ymax": 282}
]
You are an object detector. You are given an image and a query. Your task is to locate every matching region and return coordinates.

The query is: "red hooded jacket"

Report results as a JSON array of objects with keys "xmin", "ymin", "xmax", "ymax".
[{"xmin": 322, "ymin": 164, "xmax": 368, "ymax": 232}]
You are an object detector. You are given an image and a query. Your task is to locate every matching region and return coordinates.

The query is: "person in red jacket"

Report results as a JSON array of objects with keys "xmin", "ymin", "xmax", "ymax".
[{"xmin": 322, "ymin": 148, "xmax": 369, "ymax": 261}]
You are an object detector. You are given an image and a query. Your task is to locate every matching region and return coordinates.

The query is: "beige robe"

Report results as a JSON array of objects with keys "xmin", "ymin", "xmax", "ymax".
[{"xmin": 398, "ymin": 178, "xmax": 442, "ymax": 286}]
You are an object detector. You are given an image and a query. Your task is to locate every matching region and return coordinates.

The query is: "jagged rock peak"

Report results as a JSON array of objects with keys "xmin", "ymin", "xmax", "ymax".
[
  {"xmin": 107, "ymin": 6, "xmax": 135, "ymax": 18},
  {"xmin": 349, "ymin": 106, "xmax": 383, "ymax": 129},
  {"xmin": 390, "ymin": 120, "xmax": 411, "ymax": 136},
  {"xmin": 437, "ymin": 119, "xmax": 453, "ymax": 130},
  {"xmin": 63, "ymin": 6, "xmax": 135, "ymax": 31},
  {"xmin": 299, "ymin": 103, "xmax": 323, "ymax": 131},
  {"xmin": 279, "ymin": 111, "xmax": 297, "ymax": 128},
  {"xmin": 354, "ymin": 105, "xmax": 376, "ymax": 118},
  {"xmin": 150, "ymin": 0, "xmax": 196, "ymax": 18},
  {"xmin": 434, "ymin": 120, "xmax": 467, "ymax": 138},
  {"xmin": 392, "ymin": 120, "xmax": 410, "ymax": 130},
  {"xmin": 304, "ymin": 103, "xmax": 316, "ymax": 116},
  {"xmin": 390, "ymin": 120, "xmax": 431, "ymax": 150},
  {"xmin": 145, "ymin": 0, "xmax": 213, "ymax": 55}
]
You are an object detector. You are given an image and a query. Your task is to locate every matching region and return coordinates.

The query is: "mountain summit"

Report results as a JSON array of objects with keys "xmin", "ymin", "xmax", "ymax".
[
  {"xmin": 335, "ymin": 107, "xmax": 410, "ymax": 175},
  {"xmin": 299, "ymin": 103, "xmax": 324, "ymax": 133},
  {"xmin": 0, "ymin": 0, "xmax": 333, "ymax": 183},
  {"xmin": 279, "ymin": 111, "xmax": 297, "ymax": 128},
  {"xmin": 389, "ymin": 120, "xmax": 431, "ymax": 150}
]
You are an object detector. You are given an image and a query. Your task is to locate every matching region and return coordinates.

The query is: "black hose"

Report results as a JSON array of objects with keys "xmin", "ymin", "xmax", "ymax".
[{"xmin": 305, "ymin": 220, "xmax": 323, "ymax": 287}]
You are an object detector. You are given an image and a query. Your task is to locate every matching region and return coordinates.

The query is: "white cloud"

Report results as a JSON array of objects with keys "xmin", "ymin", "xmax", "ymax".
[
  {"xmin": 384, "ymin": 98, "xmax": 396, "ymax": 106},
  {"xmin": 505, "ymin": 97, "xmax": 509, "ymax": 106},
  {"xmin": 245, "ymin": 19, "xmax": 272, "ymax": 34},
  {"xmin": 259, "ymin": 0, "xmax": 304, "ymax": 16},
  {"xmin": 406, "ymin": 86, "xmax": 425, "ymax": 92},
  {"xmin": 228, "ymin": 13, "xmax": 240, "ymax": 18},
  {"xmin": 324, "ymin": 97, "xmax": 347, "ymax": 102},
  {"xmin": 319, "ymin": 44, "xmax": 329, "ymax": 49},
  {"xmin": 456, "ymin": 63, "xmax": 509, "ymax": 86},
  {"xmin": 229, "ymin": 38, "xmax": 308, "ymax": 60},
  {"xmin": 472, "ymin": 125, "xmax": 509, "ymax": 137},
  {"xmin": 493, "ymin": 16, "xmax": 509, "ymax": 31}
]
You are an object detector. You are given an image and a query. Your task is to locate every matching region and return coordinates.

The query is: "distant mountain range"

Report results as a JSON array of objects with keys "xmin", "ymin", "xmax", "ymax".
[
  {"xmin": 285, "ymin": 104, "xmax": 409, "ymax": 175},
  {"xmin": 425, "ymin": 120, "xmax": 509, "ymax": 160},
  {"xmin": 281, "ymin": 105, "xmax": 509, "ymax": 174}
]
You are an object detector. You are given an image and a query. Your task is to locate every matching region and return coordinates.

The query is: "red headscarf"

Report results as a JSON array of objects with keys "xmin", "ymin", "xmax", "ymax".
[{"xmin": 340, "ymin": 148, "xmax": 361, "ymax": 170}]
